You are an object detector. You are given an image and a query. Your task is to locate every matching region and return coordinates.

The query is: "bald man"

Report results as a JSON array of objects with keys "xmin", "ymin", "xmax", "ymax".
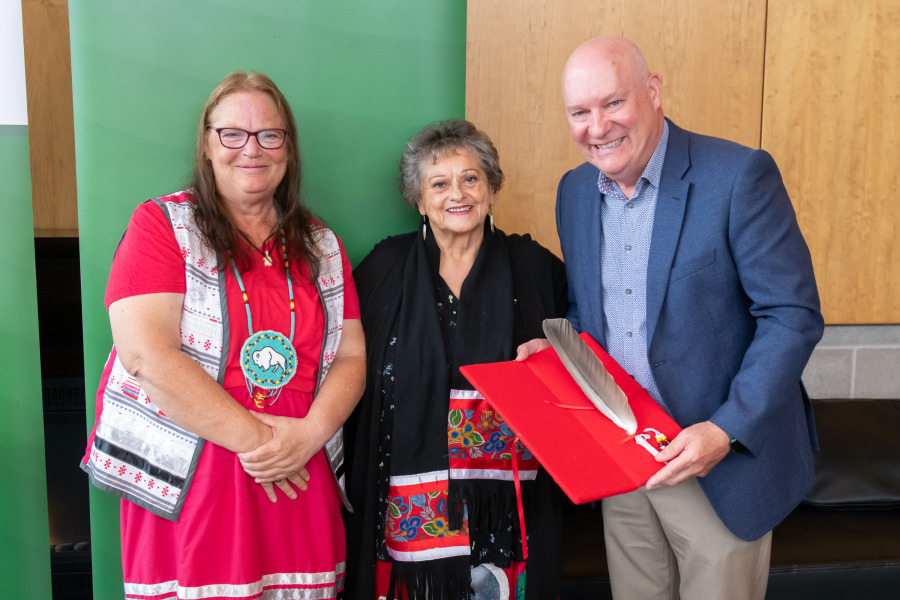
[{"xmin": 518, "ymin": 37, "xmax": 823, "ymax": 599}]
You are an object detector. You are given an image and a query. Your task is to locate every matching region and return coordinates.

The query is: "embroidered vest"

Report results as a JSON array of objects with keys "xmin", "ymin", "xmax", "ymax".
[{"xmin": 82, "ymin": 194, "xmax": 348, "ymax": 520}]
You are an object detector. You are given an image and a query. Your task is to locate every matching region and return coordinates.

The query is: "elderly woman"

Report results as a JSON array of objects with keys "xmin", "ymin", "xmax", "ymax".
[
  {"xmin": 345, "ymin": 119, "xmax": 567, "ymax": 599},
  {"xmin": 81, "ymin": 72, "xmax": 365, "ymax": 599}
]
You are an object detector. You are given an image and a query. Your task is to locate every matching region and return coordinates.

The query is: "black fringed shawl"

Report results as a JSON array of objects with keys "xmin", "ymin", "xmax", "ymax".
[{"xmin": 344, "ymin": 226, "xmax": 568, "ymax": 600}]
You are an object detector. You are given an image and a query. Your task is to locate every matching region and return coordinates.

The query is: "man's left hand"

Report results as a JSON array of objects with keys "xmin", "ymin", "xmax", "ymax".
[{"xmin": 645, "ymin": 421, "xmax": 731, "ymax": 489}]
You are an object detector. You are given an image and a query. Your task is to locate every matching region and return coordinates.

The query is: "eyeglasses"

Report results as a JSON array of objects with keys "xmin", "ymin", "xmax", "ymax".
[{"xmin": 210, "ymin": 127, "xmax": 289, "ymax": 149}]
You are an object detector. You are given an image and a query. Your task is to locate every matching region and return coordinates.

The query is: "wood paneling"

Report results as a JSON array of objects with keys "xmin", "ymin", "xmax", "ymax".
[
  {"xmin": 22, "ymin": 0, "xmax": 77, "ymax": 237},
  {"xmin": 466, "ymin": 0, "xmax": 767, "ymax": 256},
  {"xmin": 467, "ymin": 0, "xmax": 899, "ymax": 324},
  {"xmin": 763, "ymin": 0, "xmax": 900, "ymax": 324}
]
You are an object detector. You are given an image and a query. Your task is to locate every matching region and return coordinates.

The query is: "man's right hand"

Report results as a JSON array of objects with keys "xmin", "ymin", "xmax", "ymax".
[{"xmin": 515, "ymin": 338, "xmax": 552, "ymax": 361}]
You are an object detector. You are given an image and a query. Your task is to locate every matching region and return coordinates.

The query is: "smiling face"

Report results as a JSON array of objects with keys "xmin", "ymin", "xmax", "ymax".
[
  {"xmin": 417, "ymin": 147, "xmax": 494, "ymax": 246},
  {"xmin": 204, "ymin": 91, "xmax": 288, "ymax": 208},
  {"xmin": 562, "ymin": 37, "xmax": 664, "ymax": 197}
]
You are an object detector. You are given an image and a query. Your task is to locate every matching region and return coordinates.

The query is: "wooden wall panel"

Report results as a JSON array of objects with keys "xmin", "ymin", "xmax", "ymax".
[
  {"xmin": 22, "ymin": 0, "xmax": 78, "ymax": 237},
  {"xmin": 466, "ymin": 0, "xmax": 767, "ymax": 256},
  {"xmin": 763, "ymin": 0, "xmax": 899, "ymax": 324}
]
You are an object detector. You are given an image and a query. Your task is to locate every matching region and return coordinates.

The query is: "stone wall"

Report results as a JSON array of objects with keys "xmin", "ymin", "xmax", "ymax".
[{"xmin": 803, "ymin": 325, "xmax": 900, "ymax": 399}]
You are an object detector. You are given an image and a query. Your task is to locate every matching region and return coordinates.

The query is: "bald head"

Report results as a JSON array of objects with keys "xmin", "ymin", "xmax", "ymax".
[
  {"xmin": 561, "ymin": 36, "xmax": 664, "ymax": 197},
  {"xmin": 564, "ymin": 36, "xmax": 650, "ymax": 88}
]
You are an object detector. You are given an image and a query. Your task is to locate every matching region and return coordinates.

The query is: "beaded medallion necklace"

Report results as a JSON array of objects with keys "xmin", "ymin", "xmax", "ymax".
[{"xmin": 231, "ymin": 230, "xmax": 297, "ymax": 408}]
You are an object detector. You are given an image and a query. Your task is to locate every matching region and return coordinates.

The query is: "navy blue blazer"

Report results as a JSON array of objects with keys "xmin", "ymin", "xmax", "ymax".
[{"xmin": 556, "ymin": 119, "xmax": 824, "ymax": 541}]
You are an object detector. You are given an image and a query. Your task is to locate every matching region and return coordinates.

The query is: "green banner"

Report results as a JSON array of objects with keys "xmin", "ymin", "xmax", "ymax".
[
  {"xmin": 69, "ymin": 2, "xmax": 466, "ymax": 596},
  {"xmin": 0, "ymin": 126, "xmax": 53, "ymax": 598}
]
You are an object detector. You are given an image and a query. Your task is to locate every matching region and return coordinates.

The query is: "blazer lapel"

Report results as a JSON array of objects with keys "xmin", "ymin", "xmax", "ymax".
[
  {"xmin": 646, "ymin": 121, "xmax": 691, "ymax": 346},
  {"xmin": 579, "ymin": 177, "xmax": 607, "ymax": 348}
]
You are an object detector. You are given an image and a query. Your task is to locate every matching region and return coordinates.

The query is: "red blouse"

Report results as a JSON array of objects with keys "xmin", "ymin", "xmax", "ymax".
[{"xmin": 105, "ymin": 195, "xmax": 360, "ymax": 392}]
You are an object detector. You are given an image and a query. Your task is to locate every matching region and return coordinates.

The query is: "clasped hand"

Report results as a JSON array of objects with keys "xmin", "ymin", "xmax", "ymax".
[{"xmin": 238, "ymin": 412, "xmax": 326, "ymax": 503}]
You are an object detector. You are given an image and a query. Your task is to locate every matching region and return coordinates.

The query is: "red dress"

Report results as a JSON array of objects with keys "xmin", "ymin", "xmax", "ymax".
[{"xmin": 88, "ymin": 197, "xmax": 360, "ymax": 600}]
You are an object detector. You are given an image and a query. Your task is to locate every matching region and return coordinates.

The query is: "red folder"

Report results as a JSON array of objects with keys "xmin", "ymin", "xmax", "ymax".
[{"xmin": 460, "ymin": 332, "xmax": 681, "ymax": 504}]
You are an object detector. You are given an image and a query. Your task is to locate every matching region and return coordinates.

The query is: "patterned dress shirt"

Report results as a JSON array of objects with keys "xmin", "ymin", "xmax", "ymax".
[{"xmin": 598, "ymin": 120, "xmax": 670, "ymax": 409}]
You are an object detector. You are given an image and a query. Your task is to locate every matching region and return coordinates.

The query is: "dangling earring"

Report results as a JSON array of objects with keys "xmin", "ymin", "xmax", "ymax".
[
  {"xmin": 489, "ymin": 205, "xmax": 495, "ymax": 233},
  {"xmin": 422, "ymin": 215, "xmax": 428, "ymax": 241}
]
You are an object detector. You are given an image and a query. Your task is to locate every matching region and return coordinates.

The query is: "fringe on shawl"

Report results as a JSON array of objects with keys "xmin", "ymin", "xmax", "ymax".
[{"xmin": 388, "ymin": 555, "xmax": 473, "ymax": 600}]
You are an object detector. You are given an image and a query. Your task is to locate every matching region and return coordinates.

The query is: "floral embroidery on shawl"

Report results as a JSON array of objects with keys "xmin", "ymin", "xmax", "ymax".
[
  {"xmin": 385, "ymin": 472, "xmax": 469, "ymax": 562},
  {"xmin": 448, "ymin": 391, "xmax": 539, "ymax": 481}
]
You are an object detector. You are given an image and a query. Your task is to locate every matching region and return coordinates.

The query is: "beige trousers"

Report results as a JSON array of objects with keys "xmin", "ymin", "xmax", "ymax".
[{"xmin": 601, "ymin": 477, "xmax": 772, "ymax": 600}]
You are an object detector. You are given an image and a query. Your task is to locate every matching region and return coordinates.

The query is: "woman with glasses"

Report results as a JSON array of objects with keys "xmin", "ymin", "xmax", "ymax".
[{"xmin": 81, "ymin": 71, "xmax": 365, "ymax": 600}]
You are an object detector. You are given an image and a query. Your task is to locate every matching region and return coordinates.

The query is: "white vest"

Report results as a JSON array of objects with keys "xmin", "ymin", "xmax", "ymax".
[{"xmin": 82, "ymin": 195, "xmax": 348, "ymax": 520}]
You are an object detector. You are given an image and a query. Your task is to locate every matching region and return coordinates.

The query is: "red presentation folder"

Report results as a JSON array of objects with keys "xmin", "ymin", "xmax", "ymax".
[{"xmin": 460, "ymin": 332, "xmax": 682, "ymax": 504}]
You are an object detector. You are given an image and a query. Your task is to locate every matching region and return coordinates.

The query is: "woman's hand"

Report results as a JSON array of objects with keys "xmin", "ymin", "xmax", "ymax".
[
  {"xmin": 257, "ymin": 470, "xmax": 310, "ymax": 503},
  {"xmin": 238, "ymin": 411, "xmax": 326, "ymax": 484}
]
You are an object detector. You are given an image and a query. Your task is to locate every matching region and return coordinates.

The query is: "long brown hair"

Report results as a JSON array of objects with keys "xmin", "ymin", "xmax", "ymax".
[{"xmin": 190, "ymin": 71, "xmax": 320, "ymax": 279}]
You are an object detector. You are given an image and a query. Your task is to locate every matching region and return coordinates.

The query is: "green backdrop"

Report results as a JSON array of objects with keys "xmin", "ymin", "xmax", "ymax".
[
  {"xmin": 0, "ymin": 126, "xmax": 53, "ymax": 598},
  {"xmin": 69, "ymin": 2, "xmax": 466, "ymax": 596}
]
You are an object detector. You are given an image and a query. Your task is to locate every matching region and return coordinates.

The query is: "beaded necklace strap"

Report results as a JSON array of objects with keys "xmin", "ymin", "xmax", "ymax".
[
  {"xmin": 230, "ymin": 230, "xmax": 297, "ymax": 408},
  {"xmin": 230, "ymin": 231, "xmax": 295, "ymax": 341}
]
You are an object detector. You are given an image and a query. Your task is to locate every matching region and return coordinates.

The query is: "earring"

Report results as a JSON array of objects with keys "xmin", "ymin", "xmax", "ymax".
[
  {"xmin": 422, "ymin": 215, "xmax": 428, "ymax": 241},
  {"xmin": 489, "ymin": 205, "xmax": 495, "ymax": 233}
]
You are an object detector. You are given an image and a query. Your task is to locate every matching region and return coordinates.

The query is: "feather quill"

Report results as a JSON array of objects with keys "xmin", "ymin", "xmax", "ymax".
[{"xmin": 542, "ymin": 318, "xmax": 637, "ymax": 434}]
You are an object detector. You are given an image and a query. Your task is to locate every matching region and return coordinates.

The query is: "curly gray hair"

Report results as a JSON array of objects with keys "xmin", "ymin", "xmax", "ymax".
[{"xmin": 398, "ymin": 119, "xmax": 504, "ymax": 207}]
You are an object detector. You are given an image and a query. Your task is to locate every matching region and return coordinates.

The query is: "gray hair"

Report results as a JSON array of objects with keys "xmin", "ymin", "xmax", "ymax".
[{"xmin": 398, "ymin": 119, "xmax": 504, "ymax": 207}]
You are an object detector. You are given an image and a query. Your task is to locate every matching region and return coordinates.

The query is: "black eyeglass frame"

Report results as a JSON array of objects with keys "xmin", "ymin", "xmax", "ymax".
[{"xmin": 209, "ymin": 127, "xmax": 290, "ymax": 149}]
